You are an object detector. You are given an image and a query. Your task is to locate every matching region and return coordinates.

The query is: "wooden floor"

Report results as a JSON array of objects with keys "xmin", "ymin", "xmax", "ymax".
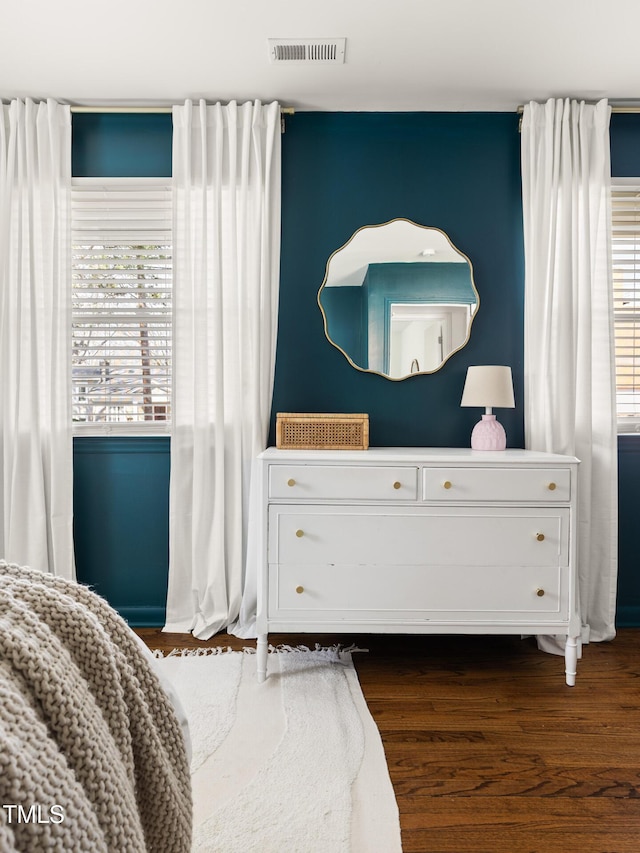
[{"xmin": 138, "ymin": 627, "xmax": 640, "ymax": 853}]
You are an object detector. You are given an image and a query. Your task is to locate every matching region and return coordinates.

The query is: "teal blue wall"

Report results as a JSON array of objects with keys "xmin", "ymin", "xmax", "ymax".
[
  {"xmin": 273, "ymin": 112, "xmax": 524, "ymax": 448},
  {"xmin": 73, "ymin": 437, "xmax": 169, "ymax": 625},
  {"xmin": 610, "ymin": 113, "xmax": 640, "ymax": 628},
  {"xmin": 72, "ymin": 113, "xmax": 172, "ymax": 177},
  {"xmin": 72, "ymin": 115, "xmax": 173, "ymax": 624},
  {"xmin": 71, "ymin": 109, "xmax": 640, "ymax": 629}
]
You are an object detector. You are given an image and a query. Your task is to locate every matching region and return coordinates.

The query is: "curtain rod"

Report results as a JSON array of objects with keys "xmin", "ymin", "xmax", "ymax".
[
  {"xmin": 516, "ymin": 102, "xmax": 640, "ymax": 132},
  {"xmin": 517, "ymin": 104, "xmax": 640, "ymax": 115},
  {"xmin": 70, "ymin": 105, "xmax": 295, "ymax": 115}
]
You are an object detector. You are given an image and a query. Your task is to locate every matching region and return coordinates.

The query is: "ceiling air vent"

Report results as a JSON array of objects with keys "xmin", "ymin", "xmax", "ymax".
[{"xmin": 268, "ymin": 38, "xmax": 346, "ymax": 65}]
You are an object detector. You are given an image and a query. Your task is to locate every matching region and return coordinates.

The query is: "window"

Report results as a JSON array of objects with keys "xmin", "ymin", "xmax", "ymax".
[
  {"xmin": 612, "ymin": 180, "xmax": 640, "ymax": 432},
  {"xmin": 72, "ymin": 178, "xmax": 172, "ymax": 433}
]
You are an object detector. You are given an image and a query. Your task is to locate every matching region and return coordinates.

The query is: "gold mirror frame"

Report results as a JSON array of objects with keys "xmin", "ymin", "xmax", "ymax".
[{"xmin": 317, "ymin": 219, "xmax": 480, "ymax": 380}]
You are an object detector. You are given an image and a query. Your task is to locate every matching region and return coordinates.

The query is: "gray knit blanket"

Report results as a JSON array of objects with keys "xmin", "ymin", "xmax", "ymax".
[{"xmin": 0, "ymin": 560, "xmax": 192, "ymax": 852}]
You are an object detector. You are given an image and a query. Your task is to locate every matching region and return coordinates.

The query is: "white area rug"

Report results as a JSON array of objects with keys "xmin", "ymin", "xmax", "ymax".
[{"xmin": 155, "ymin": 647, "xmax": 402, "ymax": 853}]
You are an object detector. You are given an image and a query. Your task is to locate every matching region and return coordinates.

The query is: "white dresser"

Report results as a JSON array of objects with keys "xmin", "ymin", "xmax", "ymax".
[{"xmin": 255, "ymin": 447, "xmax": 580, "ymax": 685}]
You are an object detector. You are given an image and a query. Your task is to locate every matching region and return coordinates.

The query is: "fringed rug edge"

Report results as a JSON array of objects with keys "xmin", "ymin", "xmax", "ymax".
[{"xmin": 152, "ymin": 643, "xmax": 368, "ymax": 659}]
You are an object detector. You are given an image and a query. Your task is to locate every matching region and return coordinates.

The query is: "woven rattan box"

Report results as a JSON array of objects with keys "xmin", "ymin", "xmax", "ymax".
[{"xmin": 275, "ymin": 413, "xmax": 369, "ymax": 450}]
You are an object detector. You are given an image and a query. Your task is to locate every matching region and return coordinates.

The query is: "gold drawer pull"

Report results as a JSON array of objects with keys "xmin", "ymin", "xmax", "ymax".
[
  {"xmin": 535, "ymin": 532, "xmax": 545, "ymax": 542},
  {"xmin": 296, "ymin": 585, "xmax": 304, "ymax": 594},
  {"xmin": 287, "ymin": 478, "xmax": 296, "ymax": 487},
  {"xmin": 443, "ymin": 480, "xmax": 452, "ymax": 490},
  {"xmin": 536, "ymin": 588, "xmax": 545, "ymax": 597},
  {"xmin": 295, "ymin": 529, "xmax": 304, "ymax": 538},
  {"xmin": 547, "ymin": 482, "xmax": 557, "ymax": 491},
  {"xmin": 393, "ymin": 481, "xmax": 401, "ymax": 490}
]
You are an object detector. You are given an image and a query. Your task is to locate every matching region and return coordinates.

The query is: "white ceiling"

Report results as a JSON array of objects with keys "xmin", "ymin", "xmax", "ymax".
[{"xmin": 2, "ymin": 0, "xmax": 640, "ymax": 112}]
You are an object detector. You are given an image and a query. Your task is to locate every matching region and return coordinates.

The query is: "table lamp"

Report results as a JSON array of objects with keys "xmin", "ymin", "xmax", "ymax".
[{"xmin": 460, "ymin": 365, "xmax": 515, "ymax": 450}]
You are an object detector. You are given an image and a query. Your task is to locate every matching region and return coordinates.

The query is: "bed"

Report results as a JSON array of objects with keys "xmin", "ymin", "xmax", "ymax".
[{"xmin": 0, "ymin": 560, "xmax": 192, "ymax": 852}]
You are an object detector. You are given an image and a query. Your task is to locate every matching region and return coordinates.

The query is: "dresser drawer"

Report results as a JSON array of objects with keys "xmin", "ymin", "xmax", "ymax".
[
  {"xmin": 423, "ymin": 467, "xmax": 571, "ymax": 502},
  {"xmin": 270, "ymin": 562, "xmax": 565, "ymax": 620},
  {"xmin": 269, "ymin": 506, "xmax": 570, "ymax": 568},
  {"xmin": 268, "ymin": 465, "xmax": 418, "ymax": 501}
]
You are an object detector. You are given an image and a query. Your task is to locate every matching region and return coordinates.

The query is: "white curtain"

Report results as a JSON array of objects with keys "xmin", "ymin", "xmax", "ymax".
[
  {"xmin": 165, "ymin": 100, "xmax": 281, "ymax": 639},
  {"xmin": 521, "ymin": 98, "xmax": 618, "ymax": 647},
  {"xmin": 0, "ymin": 99, "xmax": 74, "ymax": 578}
]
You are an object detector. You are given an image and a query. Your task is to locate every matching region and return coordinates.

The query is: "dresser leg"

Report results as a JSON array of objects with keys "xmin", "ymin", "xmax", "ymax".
[
  {"xmin": 257, "ymin": 634, "xmax": 268, "ymax": 683},
  {"xmin": 565, "ymin": 635, "xmax": 578, "ymax": 686}
]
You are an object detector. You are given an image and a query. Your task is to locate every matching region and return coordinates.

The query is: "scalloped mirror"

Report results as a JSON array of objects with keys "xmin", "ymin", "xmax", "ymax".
[{"xmin": 318, "ymin": 219, "xmax": 479, "ymax": 379}]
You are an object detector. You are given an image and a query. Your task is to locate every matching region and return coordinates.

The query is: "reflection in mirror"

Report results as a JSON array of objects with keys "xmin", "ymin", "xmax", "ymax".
[{"xmin": 318, "ymin": 219, "xmax": 479, "ymax": 379}]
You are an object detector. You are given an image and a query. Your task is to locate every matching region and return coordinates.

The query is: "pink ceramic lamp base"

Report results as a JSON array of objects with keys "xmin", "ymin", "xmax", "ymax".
[{"xmin": 470, "ymin": 414, "xmax": 506, "ymax": 451}]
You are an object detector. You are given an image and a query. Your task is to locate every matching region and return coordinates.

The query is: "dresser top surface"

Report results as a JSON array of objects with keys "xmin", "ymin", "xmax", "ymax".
[{"xmin": 259, "ymin": 447, "xmax": 580, "ymax": 465}]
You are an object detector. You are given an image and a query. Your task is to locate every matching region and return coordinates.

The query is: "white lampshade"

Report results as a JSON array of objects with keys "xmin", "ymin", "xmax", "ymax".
[{"xmin": 460, "ymin": 365, "xmax": 515, "ymax": 409}]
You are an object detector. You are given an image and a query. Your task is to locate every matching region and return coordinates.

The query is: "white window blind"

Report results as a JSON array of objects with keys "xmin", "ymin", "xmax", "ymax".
[
  {"xmin": 612, "ymin": 181, "xmax": 640, "ymax": 432},
  {"xmin": 72, "ymin": 178, "xmax": 172, "ymax": 433}
]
